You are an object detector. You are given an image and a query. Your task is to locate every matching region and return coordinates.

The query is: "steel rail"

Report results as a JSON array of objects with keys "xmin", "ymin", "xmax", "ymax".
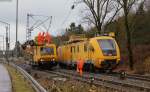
[
  {"xmin": 103, "ymin": 73, "xmax": 150, "ymax": 82},
  {"xmin": 60, "ymin": 70, "xmax": 150, "ymax": 91},
  {"xmin": 46, "ymin": 69, "xmax": 150, "ymax": 92},
  {"xmin": 127, "ymin": 74, "xmax": 150, "ymax": 82}
]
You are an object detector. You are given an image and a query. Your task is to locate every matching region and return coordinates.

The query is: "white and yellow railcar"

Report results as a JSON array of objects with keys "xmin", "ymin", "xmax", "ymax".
[{"xmin": 57, "ymin": 35, "xmax": 120, "ymax": 70}]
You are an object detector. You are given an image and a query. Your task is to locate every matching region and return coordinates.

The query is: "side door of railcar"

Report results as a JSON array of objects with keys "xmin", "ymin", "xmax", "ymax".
[{"xmin": 71, "ymin": 45, "xmax": 76, "ymax": 62}]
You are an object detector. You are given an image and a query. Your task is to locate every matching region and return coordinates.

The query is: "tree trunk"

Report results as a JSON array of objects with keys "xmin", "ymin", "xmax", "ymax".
[
  {"xmin": 124, "ymin": 10, "xmax": 134, "ymax": 70},
  {"xmin": 126, "ymin": 28, "xmax": 134, "ymax": 70},
  {"xmin": 96, "ymin": 23, "xmax": 102, "ymax": 35}
]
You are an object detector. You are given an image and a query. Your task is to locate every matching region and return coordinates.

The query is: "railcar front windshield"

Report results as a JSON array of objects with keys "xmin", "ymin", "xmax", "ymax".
[
  {"xmin": 40, "ymin": 47, "xmax": 54, "ymax": 55},
  {"xmin": 97, "ymin": 39, "xmax": 117, "ymax": 56}
]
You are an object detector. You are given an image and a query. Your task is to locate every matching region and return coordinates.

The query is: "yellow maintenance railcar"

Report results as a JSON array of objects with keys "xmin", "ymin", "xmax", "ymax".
[
  {"xmin": 57, "ymin": 35, "xmax": 121, "ymax": 71},
  {"xmin": 31, "ymin": 44, "xmax": 57, "ymax": 67}
]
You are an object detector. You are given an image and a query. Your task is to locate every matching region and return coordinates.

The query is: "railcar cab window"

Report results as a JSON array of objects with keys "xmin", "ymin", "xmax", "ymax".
[
  {"xmin": 97, "ymin": 39, "xmax": 117, "ymax": 56},
  {"xmin": 40, "ymin": 47, "xmax": 54, "ymax": 55}
]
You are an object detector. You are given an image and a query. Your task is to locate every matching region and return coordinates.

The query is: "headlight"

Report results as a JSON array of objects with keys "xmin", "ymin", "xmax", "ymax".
[
  {"xmin": 52, "ymin": 58, "xmax": 55, "ymax": 61},
  {"xmin": 40, "ymin": 59, "xmax": 44, "ymax": 61}
]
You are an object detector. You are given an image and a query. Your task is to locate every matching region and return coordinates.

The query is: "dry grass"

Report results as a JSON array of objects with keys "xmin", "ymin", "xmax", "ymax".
[
  {"xmin": 119, "ymin": 44, "xmax": 150, "ymax": 74},
  {"xmin": 134, "ymin": 57, "xmax": 150, "ymax": 74},
  {"xmin": 35, "ymin": 76, "xmax": 118, "ymax": 92},
  {"xmin": 48, "ymin": 80, "xmax": 116, "ymax": 92},
  {"xmin": 143, "ymin": 57, "xmax": 150, "ymax": 73},
  {"xmin": 6, "ymin": 64, "xmax": 35, "ymax": 92}
]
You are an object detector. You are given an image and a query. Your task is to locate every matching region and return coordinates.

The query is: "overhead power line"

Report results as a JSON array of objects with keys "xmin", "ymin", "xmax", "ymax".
[{"xmin": 26, "ymin": 13, "xmax": 52, "ymax": 41}]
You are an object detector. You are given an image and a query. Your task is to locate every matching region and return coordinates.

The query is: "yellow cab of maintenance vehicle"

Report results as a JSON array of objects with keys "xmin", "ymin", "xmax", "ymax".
[{"xmin": 32, "ymin": 43, "xmax": 57, "ymax": 66}]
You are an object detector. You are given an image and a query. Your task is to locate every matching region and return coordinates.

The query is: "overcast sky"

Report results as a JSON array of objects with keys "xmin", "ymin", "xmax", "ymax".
[{"xmin": 0, "ymin": 0, "xmax": 84, "ymax": 49}]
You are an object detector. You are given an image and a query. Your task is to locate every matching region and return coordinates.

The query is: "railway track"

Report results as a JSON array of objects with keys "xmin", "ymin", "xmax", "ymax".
[
  {"xmin": 103, "ymin": 72, "xmax": 150, "ymax": 83},
  {"xmin": 9, "ymin": 58, "xmax": 150, "ymax": 92},
  {"xmin": 46, "ymin": 69, "xmax": 150, "ymax": 92},
  {"xmin": 127, "ymin": 74, "xmax": 150, "ymax": 82},
  {"xmin": 98, "ymin": 72, "xmax": 150, "ymax": 81}
]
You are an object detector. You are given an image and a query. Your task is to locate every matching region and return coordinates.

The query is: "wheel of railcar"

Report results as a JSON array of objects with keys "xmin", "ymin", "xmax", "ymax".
[
  {"xmin": 31, "ymin": 62, "xmax": 38, "ymax": 70},
  {"xmin": 98, "ymin": 69, "xmax": 106, "ymax": 73},
  {"xmin": 38, "ymin": 62, "xmax": 46, "ymax": 69},
  {"xmin": 53, "ymin": 62, "xmax": 58, "ymax": 67},
  {"xmin": 105, "ymin": 69, "xmax": 113, "ymax": 74},
  {"xmin": 67, "ymin": 64, "xmax": 72, "ymax": 70},
  {"xmin": 59, "ymin": 62, "xmax": 65, "ymax": 69}
]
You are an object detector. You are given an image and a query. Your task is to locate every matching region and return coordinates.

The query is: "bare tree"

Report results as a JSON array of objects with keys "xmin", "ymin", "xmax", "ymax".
[
  {"xmin": 116, "ymin": 0, "xmax": 144, "ymax": 70},
  {"xmin": 78, "ymin": 0, "xmax": 122, "ymax": 34}
]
